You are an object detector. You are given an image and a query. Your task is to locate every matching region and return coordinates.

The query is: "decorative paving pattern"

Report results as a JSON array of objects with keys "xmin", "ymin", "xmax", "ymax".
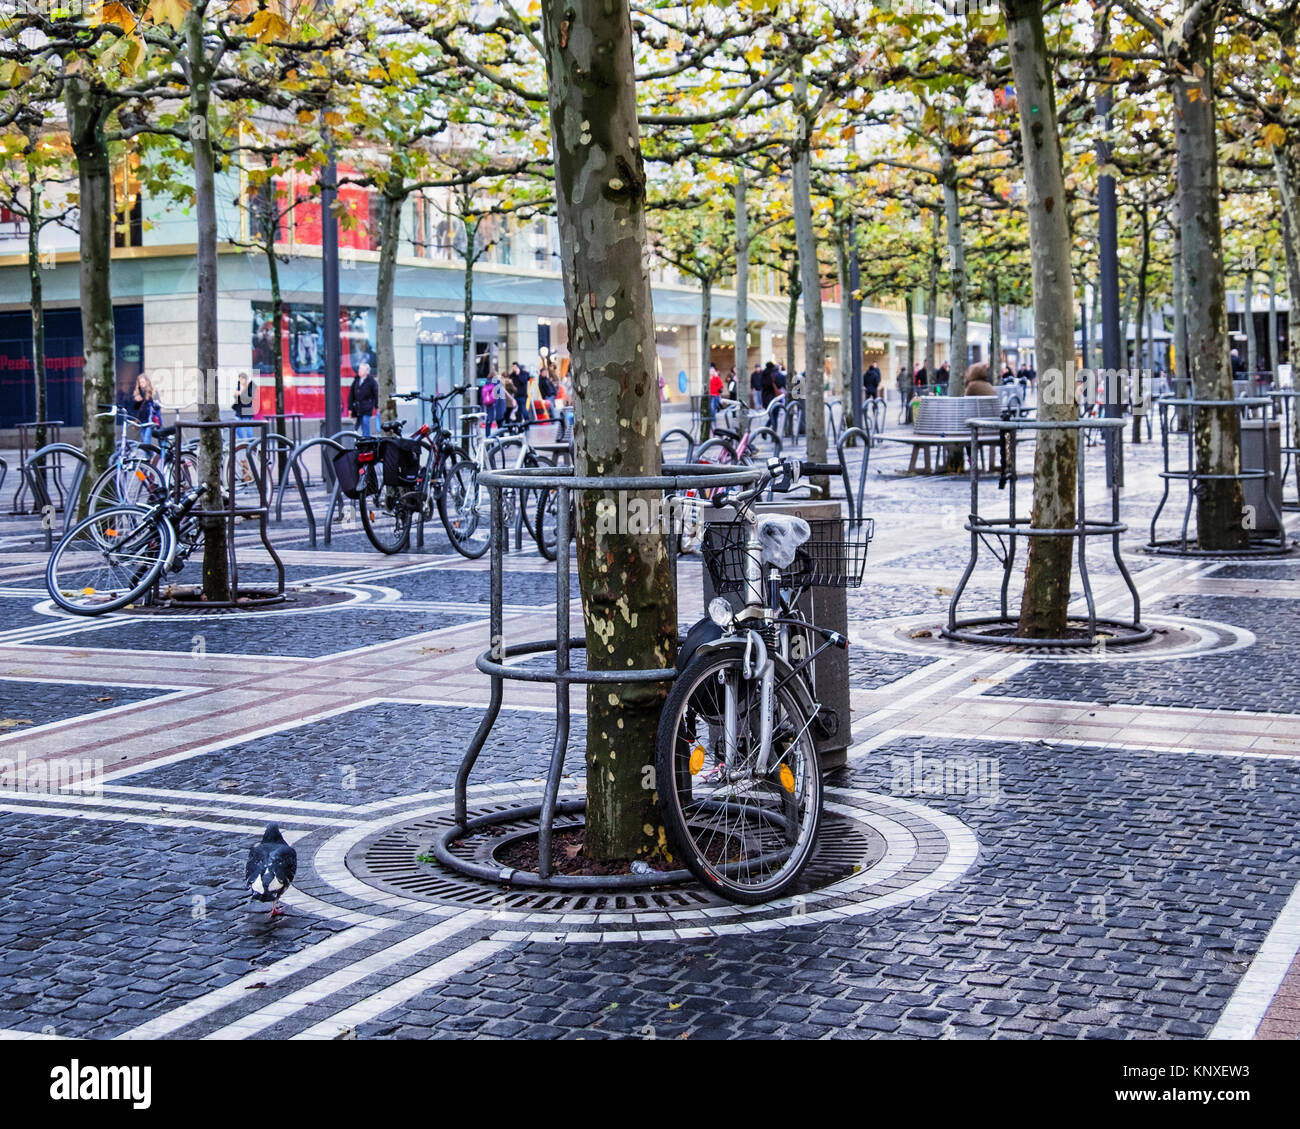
[{"xmin": 0, "ymin": 436, "xmax": 1297, "ymax": 1042}]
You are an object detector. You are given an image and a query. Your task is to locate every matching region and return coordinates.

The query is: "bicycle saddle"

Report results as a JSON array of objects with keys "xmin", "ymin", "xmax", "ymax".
[
  {"xmin": 381, "ymin": 421, "xmax": 404, "ymax": 434},
  {"xmin": 155, "ymin": 425, "xmax": 176, "ymax": 439},
  {"xmin": 135, "ymin": 443, "xmax": 163, "ymax": 456},
  {"xmin": 757, "ymin": 514, "xmax": 811, "ymax": 568}
]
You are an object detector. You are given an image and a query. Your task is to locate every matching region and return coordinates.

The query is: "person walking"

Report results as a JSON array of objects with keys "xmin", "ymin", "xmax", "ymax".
[
  {"xmin": 708, "ymin": 363, "xmax": 723, "ymax": 422},
  {"xmin": 131, "ymin": 374, "xmax": 161, "ymax": 446},
  {"xmin": 232, "ymin": 371, "xmax": 257, "ymax": 441},
  {"xmin": 864, "ymin": 361, "xmax": 881, "ymax": 401},
  {"xmin": 348, "ymin": 362, "xmax": 379, "ymax": 437}
]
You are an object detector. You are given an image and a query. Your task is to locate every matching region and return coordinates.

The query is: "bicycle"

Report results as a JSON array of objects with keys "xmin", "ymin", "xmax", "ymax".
[
  {"xmin": 656, "ymin": 455, "xmax": 873, "ymax": 903},
  {"xmin": 85, "ymin": 405, "xmax": 197, "ymax": 512},
  {"xmin": 354, "ymin": 386, "xmax": 478, "ymax": 556},
  {"xmin": 46, "ymin": 481, "xmax": 207, "ymax": 615}
]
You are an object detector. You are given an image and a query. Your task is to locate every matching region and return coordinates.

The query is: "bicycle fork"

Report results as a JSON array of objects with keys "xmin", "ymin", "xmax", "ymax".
[{"xmin": 721, "ymin": 628, "xmax": 776, "ymax": 777}]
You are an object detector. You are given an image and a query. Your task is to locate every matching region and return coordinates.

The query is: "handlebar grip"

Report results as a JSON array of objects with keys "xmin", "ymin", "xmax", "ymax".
[{"xmin": 800, "ymin": 462, "xmax": 841, "ymax": 477}]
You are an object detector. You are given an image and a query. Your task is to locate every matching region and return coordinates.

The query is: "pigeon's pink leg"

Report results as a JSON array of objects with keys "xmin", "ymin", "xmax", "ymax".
[{"xmin": 269, "ymin": 904, "xmax": 285, "ymax": 918}]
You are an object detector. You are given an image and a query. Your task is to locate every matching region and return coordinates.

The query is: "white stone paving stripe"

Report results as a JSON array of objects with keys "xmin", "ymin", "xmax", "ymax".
[
  {"xmin": 290, "ymin": 938, "xmax": 511, "ymax": 1040},
  {"xmin": 117, "ymin": 919, "xmax": 399, "ymax": 1040},
  {"xmin": 203, "ymin": 910, "xmax": 487, "ymax": 1040},
  {"xmin": 1208, "ymin": 876, "xmax": 1300, "ymax": 1040}
]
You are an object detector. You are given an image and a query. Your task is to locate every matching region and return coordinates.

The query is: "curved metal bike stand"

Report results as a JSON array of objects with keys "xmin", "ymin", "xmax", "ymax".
[
  {"xmin": 835, "ymin": 427, "xmax": 873, "ymax": 526},
  {"xmin": 13, "ymin": 421, "xmax": 65, "ymax": 513},
  {"xmin": 273, "ymin": 436, "xmax": 352, "ymax": 546},
  {"xmin": 945, "ymin": 417, "xmax": 1151, "ymax": 648},
  {"xmin": 1269, "ymin": 390, "xmax": 1300, "ymax": 512},
  {"xmin": 322, "ymin": 431, "xmax": 361, "ymax": 546},
  {"xmin": 168, "ymin": 419, "xmax": 285, "ymax": 607},
  {"xmin": 432, "ymin": 462, "xmax": 761, "ymax": 890},
  {"xmin": 1148, "ymin": 396, "xmax": 1294, "ymax": 557},
  {"xmin": 659, "ymin": 427, "xmax": 696, "ymax": 464},
  {"xmin": 23, "ymin": 444, "xmax": 88, "ymax": 549},
  {"xmin": 246, "ymin": 432, "xmax": 294, "ymax": 513}
]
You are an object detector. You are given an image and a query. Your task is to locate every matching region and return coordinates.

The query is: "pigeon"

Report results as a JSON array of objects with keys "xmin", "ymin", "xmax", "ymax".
[{"xmin": 245, "ymin": 823, "xmax": 297, "ymax": 917}]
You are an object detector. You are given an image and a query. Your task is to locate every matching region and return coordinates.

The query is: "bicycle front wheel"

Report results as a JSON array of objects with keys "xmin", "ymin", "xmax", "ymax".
[
  {"xmin": 88, "ymin": 460, "xmax": 166, "ymax": 511},
  {"xmin": 47, "ymin": 505, "xmax": 173, "ymax": 615},
  {"xmin": 438, "ymin": 457, "xmax": 491, "ymax": 559},
  {"xmin": 655, "ymin": 648, "xmax": 823, "ymax": 904},
  {"xmin": 359, "ymin": 465, "xmax": 412, "ymax": 554}
]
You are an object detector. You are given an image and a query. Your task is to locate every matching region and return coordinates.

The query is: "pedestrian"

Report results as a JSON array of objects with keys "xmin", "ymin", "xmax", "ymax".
[
  {"xmin": 131, "ymin": 373, "xmax": 161, "ymax": 446},
  {"xmin": 864, "ymin": 361, "xmax": 881, "ymax": 401},
  {"xmin": 348, "ymin": 361, "xmax": 379, "ymax": 437},
  {"xmin": 749, "ymin": 364, "xmax": 763, "ymax": 408},
  {"xmin": 759, "ymin": 362, "xmax": 777, "ymax": 408},
  {"xmin": 936, "ymin": 361, "xmax": 950, "ymax": 392},
  {"xmin": 232, "ymin": 371, "xmax": 257, "ymax": 441},
  {"xmin": 480, "ymin": 369, "xmax": 505, "ymax": 436},
  {"xmin": 538, "ymin": 365, "xmax": 558, "ymax": 417},
  {"xmin": 510, "ymin": 362, "xmax": 531, "ymax": 421},
  {"xmin": 708, "ymin": 363, "xmax": 723, "ymax": 421}
]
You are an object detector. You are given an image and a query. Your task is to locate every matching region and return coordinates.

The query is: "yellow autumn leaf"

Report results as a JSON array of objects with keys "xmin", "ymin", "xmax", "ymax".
[
  {"xmin": 248, "ymin": 8, "xmax": 291, "ymax": 44},
  {"xmin": 95, "ymin": 1, "xmax": 137, "ymax": 31},
  {"xmin": 1260, "ymin": 123, "xmax": 1287, "ymax": 149},
  {"xmin": 147, "ymin": 0, "xmax": 191, "ymax": 31}
]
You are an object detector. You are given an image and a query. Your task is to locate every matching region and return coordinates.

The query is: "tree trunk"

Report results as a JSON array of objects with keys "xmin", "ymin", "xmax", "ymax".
[
  {"xmin": 1173, "ymin": 12, "xmax": 1246, "ymax": 551},
  {"xmin": 942, "ymin": 158, "xmax": 968, "ymax": 395},
  {"xmin": 463, "ymin": 214, "xmax": 478, "ymax": 421},
  {"xmin": 925, "ymin": 208, "xmax": 939, "ymax": 380},
  {"xmin": 791, "ymin": 64, "xmax": 826, "ymax": 466},
  {"xmin": 65, "ymin": 75, "xmax": 115, "ymax": 506},
  {"xmin": 27, "ymin": 178, "xmax": 46, "ymax": 450},
  {"xmin": 376, "ymin": 190, "xmax": 403, "ymax": 421},
  {"xmin": 837, "ymin": 221, "xmax": 851, "ymax": 408},
  {"xmin": 700, "ymin": 276, "xmax": 712, "ymax": 417},
  {"xmin": 255, "ymin": 186, "xmax": 285, "ymax": 430},
  {"xmin": 188, "ymin": 10, "xmax": 231, "ymax": 600},
  {"xmin": 1268, "ymin": 252, "xmax": 1279, "ymax": 377},
  {"xmin": 989, "ymin": 274, "xmax": 1001, "ymax": 376},
  {"xmin": 1276, "ymin": 147, "xmax": 1300, "ymax": 458},
  {"xmin": 1133, "ymin": 201, "xmax": 1148, "ymax": 442},
  {"xmin": 785, "ymin": 255, "xmax": 799, "ymax": 385},
  {"xmin": 1003, "ymin": 0, "xmax": 1078, "ymax": 639},
  {"xmin": 734, "ymin": 163, "xmax": 749, "ymax": 400},
  {"xmin": 1244, "ymin": 265, "xmax": 1257, "ymax": 381},
  {"xmin": 1172, "ymin": 191, "xmax": 1189, "ymax": 429},
  {"xmin": 540, "ymin": 0, "xmax": 676, "ymax": 863}
]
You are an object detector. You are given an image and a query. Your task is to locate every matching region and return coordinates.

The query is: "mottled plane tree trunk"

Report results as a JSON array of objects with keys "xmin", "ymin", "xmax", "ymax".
[
  {"xmin": 186, "ymin": 3, "xmax": 232, "ymax": 600},
  {"xmin": 375, "ymin": 190, "xmax": 404, "ymax": 421},
  {"xmin": 791, "ymin": 64, "xmax": 826, "ymax": 470},
  {"xmin": 26, "ymin": 173, "xmax": 47, "ymax": 450},
  {"xmin": 989, "ymin": 273, "xmax": 1001, "ymax": 378},
  {"xmin": 1277, "ymin": 148, "xmax": 1300, "ymax": 458},
  {"xmin": 1003, "ymin": 0, "xmax": 1077, "ymax": 638},
  {"xmin": 1171, "ymin": 7, "xmax": 1247, "ymax": 550},
  {"xmin": 734, "ymin": 164, "xmax": 749, "ymax": 396},
  {"xmin": 941, "ymin": 152, "xmax": 968, "ymax": 397},
  {"xmin": 540, "ymin": 0, "xmax": 676, "ymax": 862},
  {"xmin": 65, "ymin": 75, "xmax": 116, "ymax": 507},
  {"xmin": 925, "ymin": 207, "xmax": 939, "ymax": 379}
]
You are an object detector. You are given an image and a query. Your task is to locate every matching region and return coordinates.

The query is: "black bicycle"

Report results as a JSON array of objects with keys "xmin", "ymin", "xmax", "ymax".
[
  {"xmin": 47, "ymin": 483, "xmax": 207, "ymax": 615},
  {"xmin": 352, "ymin": 387, "xmax": 483, "ymax": 556}
]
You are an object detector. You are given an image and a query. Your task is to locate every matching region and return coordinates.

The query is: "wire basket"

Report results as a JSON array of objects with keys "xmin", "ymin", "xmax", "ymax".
[{"xmin": 703, "ymin": 516, "xmax": 875, "ymax": 592}]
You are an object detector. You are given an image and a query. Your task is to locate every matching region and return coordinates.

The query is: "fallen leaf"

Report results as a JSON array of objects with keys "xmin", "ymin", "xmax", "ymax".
[{"xmin": 0, "ymin": 719, "xmax": 34, "ymax": 730}]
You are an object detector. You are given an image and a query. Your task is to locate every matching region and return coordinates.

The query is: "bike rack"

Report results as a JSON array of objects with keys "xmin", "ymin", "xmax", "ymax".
[
  {"xmin": 660, "ymin": 427, "xmax": 696, "ymax": 464},
  {"xmin": 23, "ymin": 444, "xmax": 88, "ymax": 550},
  {"xmin": 1269, "ymin": 389, "xmax": 1300, "ymax": 512},
  {"xmin": 274, "ymin": 435, "xmax": 355, "ymax": 547},
  {"xmin": 1148, "ymin": 396, "xmax": 1293, "ymax": 556},
  {"xmin": 432, "ymin": 462, "xmax": 760, "ymax": 890},
  {"xmin": 945, "ymin": 417, "xmax": 1151, "ymax": 648},
  {"xmin": 835, "ymin": 427, "xmax": 873, "ymax": 526},
  {"xmin": 13, "ymin": 421, "xmax": 67, "ymax": 514},
  {"xmin": 321, "ymin": 431, "xmax": 362, "ymax": 546},
  {"xmin": 166, "ymin": 418, "xmax": 285, "ymax": 607}
]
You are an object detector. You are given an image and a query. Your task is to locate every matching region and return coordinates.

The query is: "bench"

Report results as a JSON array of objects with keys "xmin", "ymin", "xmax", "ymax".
[{"xmin": 878, "ymin": 395, "xmax": 1007, "ymax": 473}]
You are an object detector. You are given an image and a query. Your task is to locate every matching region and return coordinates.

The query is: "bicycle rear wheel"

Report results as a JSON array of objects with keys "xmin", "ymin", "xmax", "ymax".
[
  {"xmin": 359, "ymin": 464, "xmax": 412, "ymax": 553},
  {"xmin": 88, "ymin": 459, "xmax": 166, "ymax": 511},
  {"xmin": 655, "ymin": 648, "xmax": 823, "ymax": 904},
  {"xmin": 47, "ymin": 505, "xmax": 173, "ymax": 615},
  {"xmin": 533, "ymin": 481, "xmax": 575, "ymax": 561}
]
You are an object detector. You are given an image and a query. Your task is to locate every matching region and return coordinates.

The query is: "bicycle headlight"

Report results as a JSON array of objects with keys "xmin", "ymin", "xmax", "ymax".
[{"xmin": 708, "ymin": 597, "xmax": 733, "ymax": 628}]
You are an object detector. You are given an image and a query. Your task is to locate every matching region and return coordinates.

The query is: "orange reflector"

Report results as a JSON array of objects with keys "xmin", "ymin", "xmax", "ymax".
[
  {"xmin": 105, "ymin": 529, "xmax": 117, "ymax": 536},
  {"xmin": 689, "ymin": 746, "xmax": 705, "ymax": 775},
  {"xmin": 779, "ymin": 764, "xmax": 795, "ymax": 794},
  {"xmin": 81, "ymin": 587, "xmax": 96, "ymax": 596},
  {"xmin": 135, "ymin": 470, "xmax": 147, "ymax": 481}
]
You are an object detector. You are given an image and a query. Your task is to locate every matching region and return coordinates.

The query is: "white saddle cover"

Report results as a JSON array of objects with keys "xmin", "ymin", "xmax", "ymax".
[{"xmin": 757, "ymin": 514, "xmax": 811, "ymax": 569}]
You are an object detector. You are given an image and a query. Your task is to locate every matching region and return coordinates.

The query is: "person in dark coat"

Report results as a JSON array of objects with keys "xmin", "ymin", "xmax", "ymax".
[
  {"xmin": 348, "ymin": 362, "xmax": 379, "ymax": 436},
  {"xmin": 759, "ymin": 362, "xmax": 778, "ymax": 408}
]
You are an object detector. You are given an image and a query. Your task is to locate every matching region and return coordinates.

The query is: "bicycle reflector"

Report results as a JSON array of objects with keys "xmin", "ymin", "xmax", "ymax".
[
  {"xmin": 689, "ymin": 745, "xmax": 706, "ymax": 775},
  {"xmin": 779, "ymin": 764, "xmax": 796, "ymax": 794}
]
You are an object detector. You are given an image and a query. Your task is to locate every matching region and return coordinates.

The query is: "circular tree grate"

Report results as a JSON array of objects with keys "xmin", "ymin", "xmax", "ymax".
[{"xmin": 348, "ymin": 800, "xmax": 885, "ymax": 914}]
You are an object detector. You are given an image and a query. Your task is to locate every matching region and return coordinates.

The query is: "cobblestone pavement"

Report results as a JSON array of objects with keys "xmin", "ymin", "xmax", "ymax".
[{"xmin": 1, "ymin": 436, "xmax": 1299, "ymax": 1041}]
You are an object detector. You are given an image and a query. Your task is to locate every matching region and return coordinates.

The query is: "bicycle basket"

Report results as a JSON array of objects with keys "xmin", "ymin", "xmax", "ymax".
[
  {"xmin": 379, "ymin": 437, "xmax": 422, "ymax": 487},
  {"xmin": 703, "ymin": 516, "xmax": 874, "ymax": 593}
]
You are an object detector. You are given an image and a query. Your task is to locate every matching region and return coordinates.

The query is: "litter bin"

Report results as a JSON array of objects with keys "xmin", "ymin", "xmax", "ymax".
[
  {"xmin": 1241, "ymin": 418, "xmax": 1284, "ymax": 535},
  {"xmin": 701, "ymin": 498, "xmax": 851, "ymax": 770}
]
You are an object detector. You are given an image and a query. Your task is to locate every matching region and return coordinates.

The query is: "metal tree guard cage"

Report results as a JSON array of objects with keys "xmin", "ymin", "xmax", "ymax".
[
  {"xmin": 167, "ymin": 418, "xmax": 285, "ymax": 607},
  {"xmin": 944, "ymin": 417, "xmax": 1151, "ymax": 648},
  {"xmin": 1148, "ymin": 396, "xmax": 1294, "ymax": 557},
  {"xmin": 1268, "ymin": 389, "xmax": 1300, "ymax": 512},
  {"xmin": 432, "ymin": 461, "xmax": 761, "ymax": 890}
]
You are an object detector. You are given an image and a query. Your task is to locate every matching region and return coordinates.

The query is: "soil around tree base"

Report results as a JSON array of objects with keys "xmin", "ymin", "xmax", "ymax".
[
  {"xmin": 123, "ymin": 585, "xmax": 352, "ymax": 615},
  {"xmin": 493, "ymin": 826, "xmax": 658, "ymax": 878}
]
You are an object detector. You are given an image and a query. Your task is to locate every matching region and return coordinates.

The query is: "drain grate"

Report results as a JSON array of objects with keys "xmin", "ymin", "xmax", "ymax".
[{"xmin": 347, "ymin": 801, "xmax": 885, "ymax": 913}]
